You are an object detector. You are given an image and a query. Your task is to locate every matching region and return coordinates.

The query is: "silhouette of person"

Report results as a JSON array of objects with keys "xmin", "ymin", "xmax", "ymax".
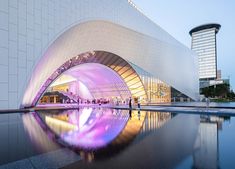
[
  {"xmin": 129, "ymin": 110, "xmax": 132, "ymax": 119},
  {"xmin": 138, "ymin": 110, "xmax": 141, "ymax": 120},
  {"xmin": 206, "ymin": 97, "xmax": 210, "ymax": 108},
  {"xmin": 137, "ymin": 97, "xmax": 140, "ymax": 110},
  {"xmin": 206, "ymin": 97, "xmax": 210, "ymax": 112},
  {"xmin": 129, "ymin": 97, "xmax": 132, "ymax": 109}
]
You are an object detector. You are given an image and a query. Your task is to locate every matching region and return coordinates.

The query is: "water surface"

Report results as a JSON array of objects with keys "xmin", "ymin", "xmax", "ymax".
[{"xmin": 0, "ymin": 108, "xmax": 234, "ymax": 169}]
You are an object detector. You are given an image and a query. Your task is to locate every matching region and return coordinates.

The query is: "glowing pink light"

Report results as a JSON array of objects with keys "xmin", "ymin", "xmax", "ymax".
[
  {"xmin": 61, "ymin": 108, "xmax": 129, "ymax": 149},
  {"xmin": 31, "ymin": 62, "xmax": 131, "ymax": 107}
]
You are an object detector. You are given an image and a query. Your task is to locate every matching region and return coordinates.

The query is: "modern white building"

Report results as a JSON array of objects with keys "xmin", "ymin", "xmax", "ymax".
[{"xmin": 0, "ymin": 0, "xmax": 199, "ymax": 109}]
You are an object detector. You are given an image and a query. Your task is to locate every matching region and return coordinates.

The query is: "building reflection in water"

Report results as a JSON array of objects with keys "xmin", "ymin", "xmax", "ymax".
[
  {"xmin": 20, "ymin": 108, "xmax": 232, "ymax": 169},
  {"xmin": 78, "ymin": 113, "xmax": 199, "ymax": 169},
  {"xmin": 22, "ymin": 113, "xmax": 60, "ymax": 152},
  {"xmin": 24, "ymin": 108, "xmax": 229, "ymax": 169},
  {"xmin": 141, "ymin": 111, "xmax": 172, "ymax": 133},
  {"xmin": 192, "ymin": 115, "xmax": 224, "ymax": 169},
  {"xmin": 22, "ymin": 108, "xmax": 173, "ymax": 162}
]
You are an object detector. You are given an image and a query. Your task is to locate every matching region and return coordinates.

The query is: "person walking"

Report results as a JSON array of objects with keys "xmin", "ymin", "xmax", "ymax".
[
  {"xmin": 205, "ymin": 97, "xmax": 210, "ymax": 112},
  {"xmin": 129, "ymin": 97, "xmax": 132, "ymax": 109},
  {"xmin": 138, "ymin": 110, "xmax": 141, "ymax": 120},
  {"xmin": 116, "ymin": 97, "xmax": 119, "ymax": 106},
  {"xmin": 77, "ymin": 98, "xmax": 80, "ymax": 105},
  {"xmin": 137, "ymin": 97, "xmax": 140, "ymax": 110},
  {"xmin": 129, "ymin": 110, "xmax": 132, "ymax": 119}
]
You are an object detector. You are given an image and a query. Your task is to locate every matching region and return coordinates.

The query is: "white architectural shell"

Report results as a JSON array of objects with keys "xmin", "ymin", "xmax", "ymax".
[{"xmin": 0, "ymin": 0, "xmax": 199, "ymax": 108}]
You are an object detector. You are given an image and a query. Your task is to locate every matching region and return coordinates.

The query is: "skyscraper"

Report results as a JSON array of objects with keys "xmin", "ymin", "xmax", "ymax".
[{"xmin": 190, "ymin": 24, "xmax": 221, "ymax": 81}]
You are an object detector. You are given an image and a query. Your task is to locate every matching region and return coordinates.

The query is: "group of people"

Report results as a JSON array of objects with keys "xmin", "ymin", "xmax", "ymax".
[
  {"xmin": 76, "ymin": 98, "xmax": 110, "ymax": 105},
  {"xmin": 62, "ymin": 93, "xmax": 142, "ymax": 109}
]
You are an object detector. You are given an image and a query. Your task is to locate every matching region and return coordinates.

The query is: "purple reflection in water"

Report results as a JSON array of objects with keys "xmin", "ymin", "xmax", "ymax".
[
  {"xmin": 62, "ymin": 109, "xmax": 129, "ymax": 149},
  {"xmin": 67, "ymin": 108, "xmax": 92, "ymax": 128},
  {"xmin": 41, "ymin": 108, "xmax": 129, "ymax": 149}
]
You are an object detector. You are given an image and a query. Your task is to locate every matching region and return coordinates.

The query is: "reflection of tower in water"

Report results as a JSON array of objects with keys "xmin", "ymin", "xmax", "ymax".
[{"xmin": 193, "ymin": 115, "xmax": 224, "ymax": 169}]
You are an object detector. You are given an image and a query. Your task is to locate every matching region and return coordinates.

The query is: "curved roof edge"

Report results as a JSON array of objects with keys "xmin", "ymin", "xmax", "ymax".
[{"xmin": 189, "ymin": 23, "xmax": 221, "ymax": 36}]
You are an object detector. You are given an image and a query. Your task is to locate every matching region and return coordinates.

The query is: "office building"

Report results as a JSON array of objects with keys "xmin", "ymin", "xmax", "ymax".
[{"xmin": 190, "ymin": 24, "xmax": 221, "ymax": 81}]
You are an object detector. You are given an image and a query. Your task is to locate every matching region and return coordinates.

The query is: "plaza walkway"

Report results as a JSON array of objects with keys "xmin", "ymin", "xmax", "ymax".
[{"xmin": 1, "ymin": 102, "xmax": 235, "ymax": 117}]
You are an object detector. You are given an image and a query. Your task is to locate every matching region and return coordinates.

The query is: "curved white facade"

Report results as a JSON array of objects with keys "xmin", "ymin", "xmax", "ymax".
[{"xmin": 0, "ymin": 0, "xmax": 199, "ymax": 109}]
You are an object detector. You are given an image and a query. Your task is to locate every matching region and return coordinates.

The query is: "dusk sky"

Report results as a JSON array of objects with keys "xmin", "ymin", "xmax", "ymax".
[{"xmin": 133, "ymin": 0, "xmax": 235, "ymax": 89}]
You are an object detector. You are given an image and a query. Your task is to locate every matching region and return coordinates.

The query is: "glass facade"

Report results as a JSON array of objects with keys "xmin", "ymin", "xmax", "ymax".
[
  {"xmin": 190, "ymin": 24, "xmax": 221, "ymax": 80},
  {"xmin": 131, "ymin": 63, "xmax": 171, "ymax": 103},
  {"xmin": 37, "ymin": 51, "xmax": 172, "ymax": 105},
  {"xmin": 192, "ymin": 28, "xmax": 217, "ymax": 79}
]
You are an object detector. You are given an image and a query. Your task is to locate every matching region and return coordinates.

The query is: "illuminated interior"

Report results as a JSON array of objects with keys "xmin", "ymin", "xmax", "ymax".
[
  {"xmin": 39, "ymin": 63, "xmax": 132, "ymax": 104},
  {"xmin": 36, "ymin": 51, "xmax": 171, "ymax": 106}
]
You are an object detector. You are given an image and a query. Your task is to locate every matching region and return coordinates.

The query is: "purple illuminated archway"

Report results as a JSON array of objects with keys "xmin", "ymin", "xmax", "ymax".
[{"xmin": 31, "ymin": 51, "xmax": 147, "ymax": 107}]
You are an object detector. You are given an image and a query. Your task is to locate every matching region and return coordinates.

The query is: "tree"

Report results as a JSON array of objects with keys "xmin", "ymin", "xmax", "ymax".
[{"xmin": 201, "ymin": 83, "xmax": 231, "ymax": 99}]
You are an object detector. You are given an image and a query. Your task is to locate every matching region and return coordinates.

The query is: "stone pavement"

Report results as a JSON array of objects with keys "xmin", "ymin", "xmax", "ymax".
[{"xmin": 0, "ymin": 148, "xmax": 81, "ymax": 169}]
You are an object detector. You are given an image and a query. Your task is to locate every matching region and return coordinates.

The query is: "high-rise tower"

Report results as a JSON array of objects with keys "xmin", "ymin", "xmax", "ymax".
[{"xmin": 190, "ymin": 24, "xmax": 221, "ymax": 81}]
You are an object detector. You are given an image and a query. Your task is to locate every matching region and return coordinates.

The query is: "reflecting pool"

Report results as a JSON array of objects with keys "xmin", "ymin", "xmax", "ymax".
[{"xmin": 0, "ymin": 108, "xmax": 235, "ymax": 169}]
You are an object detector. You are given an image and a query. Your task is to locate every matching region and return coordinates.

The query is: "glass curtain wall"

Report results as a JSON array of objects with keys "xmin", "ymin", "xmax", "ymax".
[
  {"xmin": 35, "ymin": 51, "xmax": 177, "ymax": 106},
  {"xmin": 130, "ymin": 63, "xmax": 171, "ymax": 104}
]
